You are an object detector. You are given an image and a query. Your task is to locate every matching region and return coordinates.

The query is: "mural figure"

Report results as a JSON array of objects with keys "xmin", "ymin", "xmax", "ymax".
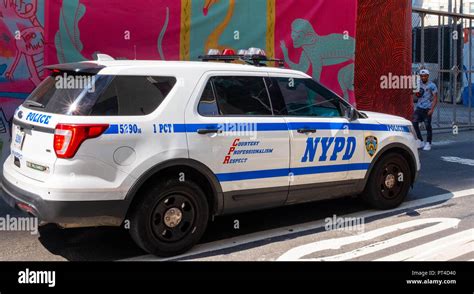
[
  {"xmin": 54, "ymin": 0, "xmax": 87, "ymax": 63},
  {"xmin": 280, "ymin": 19, "xmax": 355, "ymax": 101},
  {"xmin": 0, "ymin": 0, "xmax": 44, "ymax": 85},
  {"xmin": 203, "ymin": 0, "xmax": 235, "ymax": 53},
  {"xmin": 157, "ymin": 7, "xmax": 170, "ymax": 60}
]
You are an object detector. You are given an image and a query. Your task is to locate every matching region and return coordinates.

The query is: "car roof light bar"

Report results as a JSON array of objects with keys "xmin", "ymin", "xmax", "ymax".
[{"xmin": 199, "ymin": 48, "xmax": 285, "ymax": 68}]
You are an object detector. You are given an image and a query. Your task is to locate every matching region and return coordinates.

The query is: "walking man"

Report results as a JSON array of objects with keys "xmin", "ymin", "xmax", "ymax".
[{"xmin": 413, "ymin": 69, "xmax": 438, "ymax": 151}]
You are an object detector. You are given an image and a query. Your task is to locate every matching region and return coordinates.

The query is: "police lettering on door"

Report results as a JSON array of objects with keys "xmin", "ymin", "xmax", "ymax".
[{"xmin": 302, "ymin": 136, "xmax": 356, "ymax": 162}]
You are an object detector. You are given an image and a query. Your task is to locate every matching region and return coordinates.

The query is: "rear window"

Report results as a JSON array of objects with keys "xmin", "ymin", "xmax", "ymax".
[{"xmin": 23, "ymin": 74, "xmax": 176, "ymax": 116}]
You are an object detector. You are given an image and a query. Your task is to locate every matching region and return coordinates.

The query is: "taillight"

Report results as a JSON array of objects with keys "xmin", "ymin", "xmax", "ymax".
[{"xmin": 54, "ymin": 124, "xmax": 109, "ymax": 158}]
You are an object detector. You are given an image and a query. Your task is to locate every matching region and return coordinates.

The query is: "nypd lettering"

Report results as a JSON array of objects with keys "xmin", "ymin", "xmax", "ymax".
[
  {"xmin": 25, "ymin": 112, "xmax": 52, "ymax": 125},
  {"xmin": 301, "ymin": 136, "xmax": 356, "ymax": 163}
]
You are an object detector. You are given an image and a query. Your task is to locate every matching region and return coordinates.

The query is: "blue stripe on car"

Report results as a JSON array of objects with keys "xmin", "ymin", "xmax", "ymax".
[
  {"xmin": 175, "ymin": 123, "xmax": 410, "ymax": 133},
  {"xmin": 104, "ymin": 123, "xmax": 409, "ymax": 134},
  {"xmin": 216, "ymin": 163, "xmax": 370, "ymax": 182},
  {"xmin": 104, "ymin": 125, "xmax": 119, "ymax": 134}
]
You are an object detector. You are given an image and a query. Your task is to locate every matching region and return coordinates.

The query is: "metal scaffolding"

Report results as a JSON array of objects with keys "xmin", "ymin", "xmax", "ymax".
[{"xmin": 413, "ymin": 7, "xmax": 473, "ymax": 129}]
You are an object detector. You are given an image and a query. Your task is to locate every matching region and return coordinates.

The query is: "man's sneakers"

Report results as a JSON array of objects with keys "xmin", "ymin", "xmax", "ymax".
[
  {"xmin": 423, "ymin": 142, "xmax": 432, "ymax": 151},
  {"xmin": 416, "ymin": 140, "xmax": 425, "ymax": 149},
  {"xmin": 416, "ymin": 140, "xmax": 432, "ymax": 151}
]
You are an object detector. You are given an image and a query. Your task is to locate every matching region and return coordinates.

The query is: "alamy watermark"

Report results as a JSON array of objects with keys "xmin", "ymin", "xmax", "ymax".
[
  {"xmin": 55, "ymin": 73, "xmax": 96, "ymax": 93},
  {"xmin": 217, "ymin": 122, "xmax": 258, "ymax": 140},
  {"xmin": 380, "ymin": 73, "xmax": 421, "ymax": 92},
  {"xmin": 18, "ymin": 268, "xmax": 56, "ymax": 288},
  {"xmin": 325, "ymin": 214, "xmax": 365, "ymax": 233},
  {"xmin": 0, "ymin": 214, "xmax": 38, "ymax": 235}
]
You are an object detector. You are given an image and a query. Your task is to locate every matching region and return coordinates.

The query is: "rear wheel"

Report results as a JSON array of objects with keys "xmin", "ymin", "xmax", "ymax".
[
  {"xmin": 129, "ymin": 179, "xmax": 209, "ymax": 257},
  {"xmin": 362, "ymin": 153, "xmax": 412, "ymax": 210}
]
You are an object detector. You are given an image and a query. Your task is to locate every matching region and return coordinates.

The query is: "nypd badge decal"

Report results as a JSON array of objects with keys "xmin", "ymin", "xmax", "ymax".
[{"xmin": 365, "ymin": 136, "xmax": 378, "ymax": 157}]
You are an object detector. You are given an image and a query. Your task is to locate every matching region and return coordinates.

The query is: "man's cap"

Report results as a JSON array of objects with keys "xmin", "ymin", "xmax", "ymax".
[{"xmin": 420, "ymin": 69, "xmax": 430, "ymax": 75}]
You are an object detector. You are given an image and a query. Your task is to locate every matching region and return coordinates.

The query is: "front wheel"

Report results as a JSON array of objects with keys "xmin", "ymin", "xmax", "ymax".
[
  {"xmin": 362, "ymin": 153, "xmax": 412, "ymax": 210},
  {"xmin": 129, "ymin": 179, "xmax": 209, "ymax": 257}
]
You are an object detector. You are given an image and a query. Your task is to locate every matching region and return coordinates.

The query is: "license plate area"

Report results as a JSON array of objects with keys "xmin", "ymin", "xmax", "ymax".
[{"xmin": 13, "ymin": 126, "xmax": 25, "ymax": 151}]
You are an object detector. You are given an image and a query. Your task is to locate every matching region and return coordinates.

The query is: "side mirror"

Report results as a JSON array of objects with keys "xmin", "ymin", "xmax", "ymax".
[{"xmin": 345, "ymin": 106, "xmax": 358, "ymax": 121}]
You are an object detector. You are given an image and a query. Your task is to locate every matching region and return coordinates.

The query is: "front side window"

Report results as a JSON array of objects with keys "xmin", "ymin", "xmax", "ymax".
[
  {"xmin": 198, "ymin": 76, "xmax": 272, "ymax": 116},
  {"xmin": 272, "ymin": 77, "xmax": 343, "ymax": 117}
]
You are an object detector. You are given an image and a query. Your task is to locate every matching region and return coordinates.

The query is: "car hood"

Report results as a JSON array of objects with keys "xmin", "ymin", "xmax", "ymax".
[{"xmin": 360, "ymin": 110, "xmax": 410, "ymax": 125}]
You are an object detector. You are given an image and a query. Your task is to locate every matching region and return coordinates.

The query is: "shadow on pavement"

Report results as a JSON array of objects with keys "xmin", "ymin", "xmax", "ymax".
[
  {"xmin": 38, "ymin": 224, "xmax": 144, "ymax": 261},
  {"xmin": 36, "ymin": 183, "xmax": 453, "ymax": 261}
]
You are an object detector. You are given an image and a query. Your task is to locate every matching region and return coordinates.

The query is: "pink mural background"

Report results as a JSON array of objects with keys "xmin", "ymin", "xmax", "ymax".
[
  {"xmin": 44, "ymin": 0, "xmax": 181, "ymax": 65},
  {"xmin": 275, "ymin": 0, "xmax": 357, "ymax": 104},
  {"xmin": 0, "ymin": 0, "xmax": 44, "ymax": 120},
  {"xmin": 1, "ymin": 0, "xmax": 357, "ymax": 122}
]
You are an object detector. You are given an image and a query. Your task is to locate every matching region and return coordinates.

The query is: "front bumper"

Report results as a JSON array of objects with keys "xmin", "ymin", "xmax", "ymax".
[{"xmin": 0, "ymin": 173, "xmax": 130, "ymax": 227}]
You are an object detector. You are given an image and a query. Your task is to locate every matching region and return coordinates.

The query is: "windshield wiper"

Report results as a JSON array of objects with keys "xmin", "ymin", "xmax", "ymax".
[{"xmin": 24, "ymin": 101, "xmax": 45, "ymax": 108}]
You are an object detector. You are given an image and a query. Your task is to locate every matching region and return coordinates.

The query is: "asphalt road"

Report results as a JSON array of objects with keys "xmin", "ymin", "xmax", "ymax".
[{"xmin": 0, "ymin": 131, "xmax": 473, "ymax": 261}]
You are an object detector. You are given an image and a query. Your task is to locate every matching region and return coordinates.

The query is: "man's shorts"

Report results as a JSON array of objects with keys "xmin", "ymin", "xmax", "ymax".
[{"xmin": 413, "ymin": 108, "xmax": 432, "ymax": 123}]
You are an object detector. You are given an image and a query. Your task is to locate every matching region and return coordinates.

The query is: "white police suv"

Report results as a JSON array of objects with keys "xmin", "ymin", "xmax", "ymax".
[{"xmin": 1, "ymin": 50, "xmax": 420, "ymax": 256}]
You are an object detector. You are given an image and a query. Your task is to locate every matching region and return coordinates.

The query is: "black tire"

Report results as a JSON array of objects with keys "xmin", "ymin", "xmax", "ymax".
[
  {"xmin": 362, "ymin": 153, "xmax": 412, "ymax": 210},
  {"xmin": 128, "ymin": 179, "xmax": 209, "ymax": 257}
]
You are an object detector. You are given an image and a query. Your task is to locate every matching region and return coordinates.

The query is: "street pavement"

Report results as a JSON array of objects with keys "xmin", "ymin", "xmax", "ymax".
[{"xmin": 0, "ymin": 131, "xmax": 473, "ymax": 261}]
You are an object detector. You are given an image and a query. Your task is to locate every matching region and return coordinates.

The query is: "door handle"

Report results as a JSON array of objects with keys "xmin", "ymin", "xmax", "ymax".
[
  {"xmin": 297, "ymin": 128, "xmax": 317, "ymax": 134},
  {"xmin": 197, "ymin": 128, "xmax": 221, "ymax": 135}
]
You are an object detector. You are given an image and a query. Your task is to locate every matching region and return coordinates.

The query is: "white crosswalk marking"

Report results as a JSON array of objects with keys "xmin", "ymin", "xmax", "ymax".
[
  {"xmin": 277, "ymin": 218, "xmax": 460, "ymax": 261},
  {"xmin": 122, "ymin": 190, "xmax": 474, "ymax": 261},
  {"xmin": 377, "ymin": 229, "xmax": 474, "ymax": 261},
  {"xmin": 441, "ymin": 156, "xmax": 474, "ymax": 166}
]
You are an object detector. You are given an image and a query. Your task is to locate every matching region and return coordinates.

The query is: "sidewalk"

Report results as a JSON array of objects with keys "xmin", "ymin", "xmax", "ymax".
[{"xmin": 426, "ymin": 129, "xmax": 474, "ymax": 145}]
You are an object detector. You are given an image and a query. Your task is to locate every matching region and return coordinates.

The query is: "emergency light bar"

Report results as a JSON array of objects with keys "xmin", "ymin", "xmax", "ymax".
[{"xmin": 199, "ymin": 47, "xmax": 285, "ymax": 68}]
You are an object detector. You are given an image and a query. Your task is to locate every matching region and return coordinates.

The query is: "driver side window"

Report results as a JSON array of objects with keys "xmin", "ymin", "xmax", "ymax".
[{"xmin": 272, "ymin": 77, "xmax": 343, "ymax": 117}]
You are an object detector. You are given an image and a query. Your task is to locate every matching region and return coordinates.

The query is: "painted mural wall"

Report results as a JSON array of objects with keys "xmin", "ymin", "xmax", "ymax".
[
  {"xmin": 0, "ymin": 0, "xmax": 44, "ymax": 120},
  {"xmin": 0, "ymin": 0, "xmax": 44, "ymax": 159},
  {"xmin": 45, "ymin": 0, "xmax": 357, "ymax": 104},
  {"xmin": 1, "ymin": 0, "xmax": 357, "ymax": 117},
  {"xmin": 354, "ymin": 0, "xmax": 413, "ymax": 120},
  {"xmin": 0, "ymin": 0, "xmax": 412, "ymax": 160}
]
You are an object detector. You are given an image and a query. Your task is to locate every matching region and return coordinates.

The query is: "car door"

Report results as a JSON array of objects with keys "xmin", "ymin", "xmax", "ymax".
[
  {"xmin": 185, "ymin": 72, "xmax": 291, "ymax": 213},
  {"xmin": 267, "ymin": 74, "xmax": 361, "ymax": 204}
]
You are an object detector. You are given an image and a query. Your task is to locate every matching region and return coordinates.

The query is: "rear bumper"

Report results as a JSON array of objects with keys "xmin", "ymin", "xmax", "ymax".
[{"xmin": 0, "ymin": 173, "xmax": 130, "ymax": 227}]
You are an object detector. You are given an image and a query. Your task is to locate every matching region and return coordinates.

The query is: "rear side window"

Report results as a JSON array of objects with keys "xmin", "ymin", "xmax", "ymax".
[
  {"xmin": 23, "ymin": 74, "xmax": 176, "ymax": 116},
  {"xmin": 198, "ymin": 76, "xmax": 272, "ymax": 116}
]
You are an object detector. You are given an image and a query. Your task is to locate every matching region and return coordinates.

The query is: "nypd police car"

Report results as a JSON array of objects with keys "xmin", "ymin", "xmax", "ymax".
[{"xmin": 1, "ymin": 50, "xmax": 420, "ymax": 257}]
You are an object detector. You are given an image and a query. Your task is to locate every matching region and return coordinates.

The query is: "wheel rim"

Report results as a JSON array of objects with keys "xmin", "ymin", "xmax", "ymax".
[
  {"xmin": 378, "ymin": 162, "xmax": 405, "ymax": 200},
  {"xmin": 150, "ymin": 193, "xmax": 196, "ymax": 243}
]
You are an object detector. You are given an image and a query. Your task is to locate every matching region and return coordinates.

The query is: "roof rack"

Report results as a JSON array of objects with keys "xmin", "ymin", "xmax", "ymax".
[{"xmin": 198, "ymin": 48, "xmax": 285, "ymax": 68}]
